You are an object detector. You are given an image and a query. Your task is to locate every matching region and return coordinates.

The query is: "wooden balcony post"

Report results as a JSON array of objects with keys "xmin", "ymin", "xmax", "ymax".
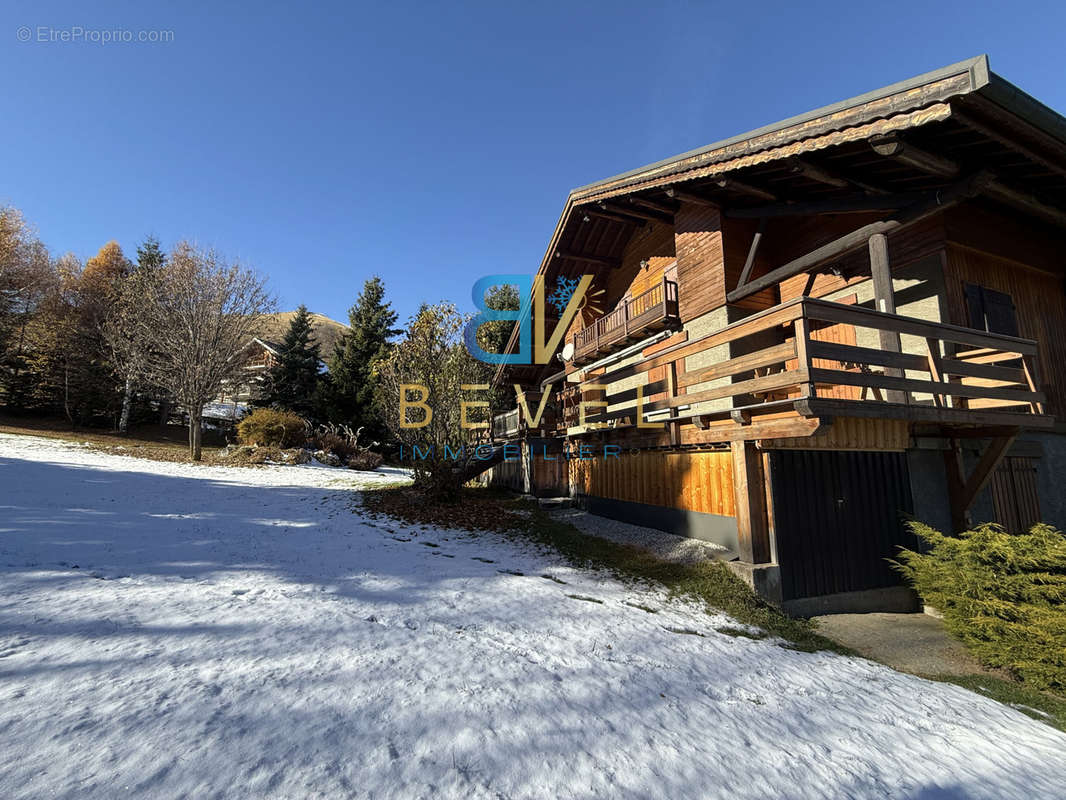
[
  {"xmin": 869, "ymin": 233, "xmax": 907, "ymax": 403},
  {"xmin": 731, "ymin": 440, "xmax": 772, "ymax": 564},
  {"xmin": 793, "ymin": 317, "xmax": 814, "ymax": 398}
]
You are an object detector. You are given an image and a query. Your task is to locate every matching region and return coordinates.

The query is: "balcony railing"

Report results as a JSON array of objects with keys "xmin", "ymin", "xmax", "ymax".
[
  {"xmin": 571, "ymin": 278, "xmax": 679, "ymax": 365},
  {"xmin": 492, "ymin": 408, "xmax": 521, "ymax": 439},
  {"xmin": 567, "ymin": 296, "xmax": 1051, "ymax": 433}
]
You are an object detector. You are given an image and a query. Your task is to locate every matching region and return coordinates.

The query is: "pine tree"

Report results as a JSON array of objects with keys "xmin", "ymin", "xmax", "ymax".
[
  {"xmin": 261, "ymin": 305, "xmax": 321, "ymax": 418},
  {"xmin": 325, "ymin": 277, "xmax": 400, "ymax": 439},
  {"xmin": 136, "ymin": 235, "xmax": 166, "ymax": 272}
]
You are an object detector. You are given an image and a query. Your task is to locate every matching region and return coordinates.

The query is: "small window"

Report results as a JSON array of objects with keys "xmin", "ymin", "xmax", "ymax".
[{"xmin": 964, "ymin": 283, "xmax": 1018, "ymax": 336}]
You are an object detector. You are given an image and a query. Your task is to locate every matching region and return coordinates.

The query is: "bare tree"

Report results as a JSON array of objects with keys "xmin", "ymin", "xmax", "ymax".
[
  {"xmin": 101, "ymin": 269, "xmax": 150, "ymax": 433},
  {"xmin": 132, "ymin": 242, "xmax": 273, "ymax": 460}
]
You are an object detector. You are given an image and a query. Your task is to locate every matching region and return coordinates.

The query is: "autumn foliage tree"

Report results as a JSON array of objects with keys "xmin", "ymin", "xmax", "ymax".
[
  {"xmin": 0, "ymin": 208, "xmax": 54, "ymax": 410},
  {"xmin": 376, "ymin": 302, "xmax": 490, "ymax": 500}
]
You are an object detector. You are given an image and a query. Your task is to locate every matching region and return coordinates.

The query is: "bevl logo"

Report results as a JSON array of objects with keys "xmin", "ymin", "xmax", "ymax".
[{"xmin": 464, "ymin": 274, "xmax": 593, "ymax": 364}]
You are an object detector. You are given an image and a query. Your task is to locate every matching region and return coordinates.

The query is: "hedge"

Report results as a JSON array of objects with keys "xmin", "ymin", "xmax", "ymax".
[{"xmin": 894, "ymin": 521, "xmax": 1066, "ymax": 691}]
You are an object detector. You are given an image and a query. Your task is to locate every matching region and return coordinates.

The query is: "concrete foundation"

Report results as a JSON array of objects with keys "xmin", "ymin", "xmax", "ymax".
[
  {"xmin": 725, "ymin": 561, "xmax": 782, "ymax": 605},
  {"xmin": 783, "ymin": 586, "xmax": 921, "ymax": 618}
]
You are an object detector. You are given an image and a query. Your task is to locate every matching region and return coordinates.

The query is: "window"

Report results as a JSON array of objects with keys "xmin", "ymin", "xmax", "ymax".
[{"xmin": 964, "ymin": 283, "xmax": 1018, "ymax": 336}]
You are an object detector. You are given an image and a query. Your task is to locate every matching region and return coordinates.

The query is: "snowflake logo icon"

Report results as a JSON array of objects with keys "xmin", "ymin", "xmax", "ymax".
[{"xmin": 548, "ymin": 276, "xmax": 582, "ymax": 314}]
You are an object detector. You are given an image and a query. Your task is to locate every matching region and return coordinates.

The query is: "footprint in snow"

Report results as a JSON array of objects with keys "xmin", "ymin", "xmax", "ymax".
[
  {"xmin": 566, "ymin": 594, "xmax": 603, "ymax": 604},
  {"xmin": 472, "ymin": 557, "xmax": 495, "ymax": 564},
  {"xmin": 663, "ymin": 625, "xmax": 704, "ymax": 637},
  {"xmin": 623, "ymin": 600, "xmax": 659, "ymax": 614},
  {"xmin": 541, "ymin": 574, "xmax": 567, "ymax": 584},
  {"xmin": 231, "ymin": 589, "xmax": 249, "ymax": 596},
  {"xmin": 497, "ymin": 568, "xmax": 524, "ymax": 576}
]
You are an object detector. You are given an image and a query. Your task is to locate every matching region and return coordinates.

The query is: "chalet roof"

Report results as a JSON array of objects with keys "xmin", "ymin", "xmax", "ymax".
[
  {"xmin": 535, "ymin": 53, "xmax": 1066, "ymax": 292},
  {"xmin": 494, "ymin": 54, "xmax": 1066, "ymax": 385},
  {"xmin": 570, "ymin": 55, "xmax": 1066, "ymax": 199}
]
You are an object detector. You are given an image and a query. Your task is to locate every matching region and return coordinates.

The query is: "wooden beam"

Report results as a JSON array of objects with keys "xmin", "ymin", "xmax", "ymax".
[
  {"xmin": 714, "ymin": 178, "xmax": 777, "ymax": 202},
  {"xmin": 985, "ymin": 181, "xmax": 1066, "ymax": 229},
  {"xmin": 944, "ymin": 439, "xmax": 970, "ymax": 532},
  {"xmin": 580, "ymin": 206, "xmax": 646, "ymax": 226},
  {"xmin": 869, "ymin": 133, "xmax": 959, "ymax": 177},
  {"xmin": 726, "ymin": 171, "xmax": 993, "ymax": 303},
  {"xmin": 868, "ymin": 232, "xmax": 906, "ymax": 403},
  {"xmin": 725, "ymin": 192, "xmax": 925, "ymax": 219},
  {"xmin": 627, "ymin": 196, "xmax": 676, "ymax": 215},
  {"xmin": 869, "ymin": 132, "xmax": 1066, "ymax": 229},
  {"xmin": 554, "ymin": 250, "xmax": 621, "ymax": 268},
  {"xmin": 597, "ymin": 201, "xmax": 670, "ymax": 224},
  {"xmin": 785, "ymin": 157, "xmax": 849, "ymax": 188},
  {"xmin": 960, "ymin": 433, "xmax": 1018, "ymax": 514},
  {"xmin": 664, "ymin": 187, "xmax": 719, "ymax": 207},
  {"xmin": 731, "ymin": 439, "xmax": 772, "ymax": 564},
  {"xmin": 736, "ymin": 218, "xmax": 766, "ymax": 291},
  {"xmin": 953, "ymin": 108, "xmax": 1066, "ymax": 182}
]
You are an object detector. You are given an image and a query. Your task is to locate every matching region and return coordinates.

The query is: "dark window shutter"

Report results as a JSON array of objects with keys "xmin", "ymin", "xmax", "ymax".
[
  {"xmin": 963, "ymin": 283, "xmax": 1018, "ymax": 336},
  {"xmin": 983, "ymin": 288, "xmax": 1018, "ymax": 336},
  {"xmin": 964, "ymin": 283, "xmax": 985, "ymax": 330}
]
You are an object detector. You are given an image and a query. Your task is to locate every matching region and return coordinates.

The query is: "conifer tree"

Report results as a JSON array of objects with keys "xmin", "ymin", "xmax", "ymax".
[
  {"xmin": 136, "ymin": 235, "xmax": 166, "ymax": 272},
  {"xmin": 325, "ymin": 277, "xmax": 399, "ymax": 440},
  {"xmin": 262, "ymin": 305, "xmax": 321, "ymax": 418}
]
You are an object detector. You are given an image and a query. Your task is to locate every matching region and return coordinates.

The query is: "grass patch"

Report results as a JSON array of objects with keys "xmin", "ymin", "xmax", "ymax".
[
  {"xmin": 0, "ymin": 415, "xmax": 227, "ymax": 463},
  {"xmin": 929, "ymin": 673, "xmax": 1066, "ymax": 732},
  {"xmin": 360, "ymin": 485, "xmax": 844, "ymax": 654},
  {"xmin": 716, "ymin": 626, "xmax": 768, "ymax": 640}
]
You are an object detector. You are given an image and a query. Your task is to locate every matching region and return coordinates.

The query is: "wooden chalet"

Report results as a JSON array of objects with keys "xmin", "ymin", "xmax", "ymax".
[
  {"xmin": 212, "ymin": 311, "xmax": 349, "ymax": 411},
  {"xmin": 485, "ymin": 55, "xmax": 1066, "ymax": 614}
]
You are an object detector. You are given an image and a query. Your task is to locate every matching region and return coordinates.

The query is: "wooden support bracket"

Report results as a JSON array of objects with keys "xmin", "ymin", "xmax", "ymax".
[{"xmin": 944, "ymin": 432, "xmax": 1019, "ymax": 532}]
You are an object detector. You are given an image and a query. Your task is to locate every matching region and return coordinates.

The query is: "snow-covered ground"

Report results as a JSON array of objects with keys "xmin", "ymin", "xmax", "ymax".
[{"xmin": 1, "ymin": 433, "xmax": 1065, "ymax": 799}]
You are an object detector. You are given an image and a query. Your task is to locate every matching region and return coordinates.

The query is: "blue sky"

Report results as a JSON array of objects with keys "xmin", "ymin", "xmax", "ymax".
[{"xmin": 3, "ymin": 0, "xmax": 1064, "ymax": 327}]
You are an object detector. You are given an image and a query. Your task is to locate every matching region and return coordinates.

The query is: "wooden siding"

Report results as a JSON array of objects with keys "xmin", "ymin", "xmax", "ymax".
[
  {"xmin": 570, "ymin": 450, "xmax": 736, "ymax": 517},
  {"xmin": 765, "ymin": 417, "xmax": 910, "ymax": 451},
  {"xmin": 721, "ymin": 216, "xmax": 777, "ymax": 311},
  {"xmin": 942, "ymin": 244, "xmax": 1066, "ymax": 417},
  {"xmin": 989, "ymin": 456, "xmax": 1041, "ymax": 533},
  {"xmin": 566, "ymin": 220, "xmax": 675, "ymax": 341},
  {"xmin": 674, "ymin": 202, "xmax": 726, "ymax": 322},
  {"xmin": 778, "ymin": 214, "xmax": 946, "ymax": 303}
]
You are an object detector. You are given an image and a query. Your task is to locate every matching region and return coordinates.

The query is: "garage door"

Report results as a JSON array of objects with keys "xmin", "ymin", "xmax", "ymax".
[{"xmin": 769, "ymin": 450, "xmax": 917, "ymax": 602}]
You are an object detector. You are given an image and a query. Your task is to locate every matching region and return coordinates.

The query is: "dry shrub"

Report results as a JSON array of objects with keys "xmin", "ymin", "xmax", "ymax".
[
  {"xmin": 237, "ymin": 408, "xmax": 307, "ymax": 448},
  {"xmin": 313, "ymin": 431, "xmax": 356, "ymax": 459},
  {"xmin": 220, "ymin": 444, "xmax": 310, "ymax": 466},
  {"xmin": 346, "ymin": 450, "xmax": 384, "ymax": 471}
]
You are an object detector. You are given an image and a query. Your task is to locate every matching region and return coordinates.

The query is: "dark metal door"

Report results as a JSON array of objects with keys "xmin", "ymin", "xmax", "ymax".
[{"xmin": 769, "ymin": 450, "xmax": 916, "ymax": 601}]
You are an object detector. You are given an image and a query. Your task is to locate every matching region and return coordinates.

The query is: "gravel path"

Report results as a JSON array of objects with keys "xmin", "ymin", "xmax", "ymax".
[{"xmin": 547, "ymin": 505, "xmax": 729, "ymax": 565}]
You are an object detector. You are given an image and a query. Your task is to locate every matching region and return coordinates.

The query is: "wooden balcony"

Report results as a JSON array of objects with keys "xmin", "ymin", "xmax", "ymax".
[
  {"xmin": 571, "ymin": 278, "xmax": 680, "ymax": 365},
  {"xmin": 566, "ymin": 296, "xmax": 1053, "ymax": 438},
  {"xmin": 491, "ymin": 408, "xmax": 521, "ymax": 439}
]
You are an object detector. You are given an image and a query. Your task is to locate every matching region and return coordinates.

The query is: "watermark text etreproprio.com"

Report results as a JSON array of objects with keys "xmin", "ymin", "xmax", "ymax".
[{"xmin": 16, "ymin": 25, "xmax": 175, "ymax": 44}]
